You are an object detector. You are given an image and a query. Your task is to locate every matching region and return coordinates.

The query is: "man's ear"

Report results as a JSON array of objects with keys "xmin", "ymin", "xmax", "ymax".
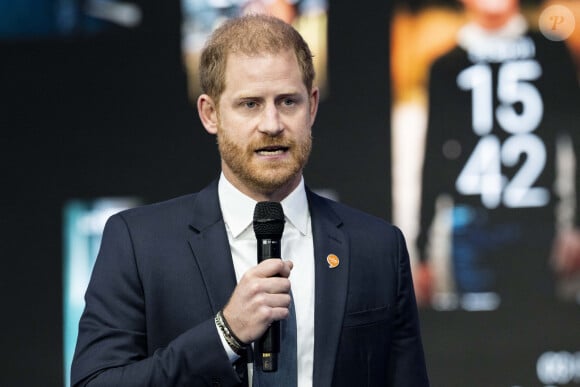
[
  {"xmin": 309, "ymin": 86, "xmax": 320, "ymax": 126},
  {"xmin": 197, "ymin": 94, "xmax": 218, "ymax": 134}
]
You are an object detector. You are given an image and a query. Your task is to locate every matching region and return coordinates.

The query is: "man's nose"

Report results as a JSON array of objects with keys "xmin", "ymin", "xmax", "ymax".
[{"xmin": 257, "ymin": 104, "xmax": 284, "ymax": 136}]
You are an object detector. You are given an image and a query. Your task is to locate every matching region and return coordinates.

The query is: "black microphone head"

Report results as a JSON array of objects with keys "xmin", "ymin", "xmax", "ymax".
[{"xmin": 253, "ymin": 201, "xmax": 285, "ymax": 239}]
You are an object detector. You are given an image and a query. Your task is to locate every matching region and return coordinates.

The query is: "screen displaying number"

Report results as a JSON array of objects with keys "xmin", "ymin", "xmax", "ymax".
[{"xmin": 455, "ymin": 59, "xmax": 549, "ymax": 209}]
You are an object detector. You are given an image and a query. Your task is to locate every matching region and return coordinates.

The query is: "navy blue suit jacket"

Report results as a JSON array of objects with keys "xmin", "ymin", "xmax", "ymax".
[{"xmin": 71, "ymin": 180, "xmax": 429, "ymax": 386}]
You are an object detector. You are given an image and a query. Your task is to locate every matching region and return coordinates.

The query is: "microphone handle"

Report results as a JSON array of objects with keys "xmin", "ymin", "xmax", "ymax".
[{"xmin": 257, "ymin": 237, "xmax": 282, "ymax": 372}]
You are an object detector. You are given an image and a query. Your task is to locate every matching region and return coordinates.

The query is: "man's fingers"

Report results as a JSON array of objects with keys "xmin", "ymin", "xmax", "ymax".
[
  {"xmin": 261, "ymin": 292, "xmax": 292, "ymax": 309},
  {"xmin": 254, "ymin": 258, "xmax": 293, "ymax": 278},
  {"xmin": 222, "ymin": 259, "xmax": 294, "ymax": 343},
  {"xmin": 253, "ymin": 295, "xmax": 292, "ymax": 321},
  {"xmin": 257, "ymin": 276, "xmax": 292, "ymax": 295}
]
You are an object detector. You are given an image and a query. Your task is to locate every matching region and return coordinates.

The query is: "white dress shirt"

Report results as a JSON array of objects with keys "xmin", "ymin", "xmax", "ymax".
[{"xmin": 217, "ymin": 173, "xmax": 315, "ymax": 386}]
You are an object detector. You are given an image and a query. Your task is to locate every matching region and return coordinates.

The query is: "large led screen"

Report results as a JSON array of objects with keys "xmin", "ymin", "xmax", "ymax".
[
  {"xmin": 181, "ymin": 0, "xmax": 328, "ymax": 101},
  {"xmin": 391, "ymin": 0, "xmax": 580, "ymax": 386},
  {"xmin": 0, "ymin": 0, "xmax": 142, "ymax": 39},
  {"xmin": 63, "ymin": 198, "xmax": 140, "ymax": 387}
]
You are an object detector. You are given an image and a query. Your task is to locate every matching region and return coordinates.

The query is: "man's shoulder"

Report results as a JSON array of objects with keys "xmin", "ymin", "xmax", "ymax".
[
  {"xmin": 115, "ymin": 181, "xmax": 219, "ymax": 229},
  {"xmin": 126, "ymin": 192, "xmax": 199, "ymax": 215},
  {"xmin": 308, "ymin": 190, "xmax": 399, "ymax": 234}
]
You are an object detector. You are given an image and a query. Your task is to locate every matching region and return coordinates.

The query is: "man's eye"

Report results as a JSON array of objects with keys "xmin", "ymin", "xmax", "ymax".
[
  {"xmin": 243, "ymin": 101, "xmax": 257, "ymax": 108},
  {"xmin": 282, "ymin": 99, "xmax": 296, "ymax": 106}
]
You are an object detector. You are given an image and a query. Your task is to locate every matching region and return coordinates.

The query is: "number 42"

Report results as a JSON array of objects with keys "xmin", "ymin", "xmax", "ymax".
[{"xmin": 454, "ymin": 60, "xmax": 549, "ymax": 209}]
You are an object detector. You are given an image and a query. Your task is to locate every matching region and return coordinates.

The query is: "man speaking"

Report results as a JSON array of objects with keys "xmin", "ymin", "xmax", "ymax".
[{"xmin": 71, "ymin": 14, "xmax": 429, "ymax": 387}]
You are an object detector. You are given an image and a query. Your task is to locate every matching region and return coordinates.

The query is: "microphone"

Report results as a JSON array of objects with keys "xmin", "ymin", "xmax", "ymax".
[{"xmin": 253, "ymin": 201, "xmax": 285, "ymax": 372}]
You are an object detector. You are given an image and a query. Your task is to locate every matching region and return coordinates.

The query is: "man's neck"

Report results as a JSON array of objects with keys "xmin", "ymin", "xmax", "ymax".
[{"xmin": 221, "ymin": 171, "xmax": 303, "ymax": 203}]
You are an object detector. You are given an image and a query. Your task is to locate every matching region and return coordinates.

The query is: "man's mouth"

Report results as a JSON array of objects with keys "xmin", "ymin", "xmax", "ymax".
[{"xmin": 255, "ymin": 145, "xmax": 289, "ymax": 156}]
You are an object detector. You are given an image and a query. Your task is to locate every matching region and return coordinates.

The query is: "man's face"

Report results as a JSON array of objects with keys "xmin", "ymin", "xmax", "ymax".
[
  {"xmin": 462, "ymin": 0, "xmax": 519, "ymax": 30},
  {"xmin": 214, "ymin": 49, "xmax": 318, "ymax": 199}
]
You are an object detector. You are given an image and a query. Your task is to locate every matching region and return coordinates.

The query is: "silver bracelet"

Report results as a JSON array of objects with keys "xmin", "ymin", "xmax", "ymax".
[{"xmin": 215, "ymin": 310, "xmax": 246, "ymax": 356}]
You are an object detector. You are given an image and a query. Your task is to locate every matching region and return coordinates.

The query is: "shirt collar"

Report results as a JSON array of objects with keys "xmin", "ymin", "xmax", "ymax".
[{"xmin": 218, "ymin": 173, "xmax": 310, "ymax": 239}]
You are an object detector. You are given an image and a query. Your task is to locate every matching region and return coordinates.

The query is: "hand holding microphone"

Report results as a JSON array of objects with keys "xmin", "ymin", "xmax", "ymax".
[{"xmin": 221, "ymin": 202, "xmax": 290, "ymax": 371}]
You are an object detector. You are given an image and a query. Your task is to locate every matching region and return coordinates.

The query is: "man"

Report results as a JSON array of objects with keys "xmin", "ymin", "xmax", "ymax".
[{"xmin": 71, "ymin": 14, "xmax": 429, "ymax": 386}]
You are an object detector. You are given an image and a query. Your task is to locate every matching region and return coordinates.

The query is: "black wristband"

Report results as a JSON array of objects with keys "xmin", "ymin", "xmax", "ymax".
[{"xmin": 215, "ymin": 310, "xmax": 246, "ymax": 356}]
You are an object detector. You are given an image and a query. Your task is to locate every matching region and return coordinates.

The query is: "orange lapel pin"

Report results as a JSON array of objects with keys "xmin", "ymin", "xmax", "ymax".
[{"xmin": 326, "ymin": 254, "xmax": 339, "ymax": 268}]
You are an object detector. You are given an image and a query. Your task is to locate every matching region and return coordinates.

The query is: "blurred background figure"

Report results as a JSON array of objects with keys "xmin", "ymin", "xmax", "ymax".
[
  {"xmin": 391, "ymin": 1, "xmax": 580, "ymax": 384},
  {"xmin": 393, "ymin": 0, "xmax": 580, "ymax": 310}
]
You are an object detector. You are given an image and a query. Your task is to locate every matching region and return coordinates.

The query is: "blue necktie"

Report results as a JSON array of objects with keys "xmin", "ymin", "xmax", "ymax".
[{"xmin": 253, "ymin": 295, "xmax": 297, "ymax": 387}]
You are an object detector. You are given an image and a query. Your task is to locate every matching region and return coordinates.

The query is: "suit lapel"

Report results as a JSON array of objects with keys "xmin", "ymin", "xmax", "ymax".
[
  {"xmin": 187, "ymin": 180, "xmax": 237, "ymax": 314},
  {"xmin": 186, "ymin": 183, "xmax": 350, "ymax": 385},
  {"xmin": 308, "ymin": 191, "xmax": 349, "ymax": 387}
]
